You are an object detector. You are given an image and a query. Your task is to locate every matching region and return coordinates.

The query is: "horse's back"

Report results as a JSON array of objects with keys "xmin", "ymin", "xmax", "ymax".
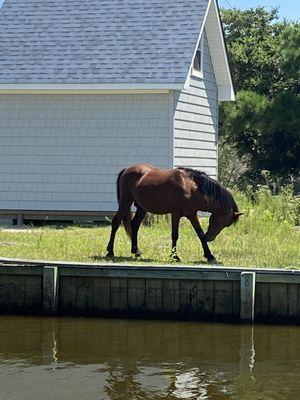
[
  {"xmin": 123, "ymin": 163, "xmax": 164, "ymax": 176},
  {"xmin": 118, "ymin": 164, "xmax": 160, "ymax": 189},
  {"xmin": 123, "ymin": 163, "xmax": 186, "ymax": 187},
  {"xmin": 118, "ymin": 164, "xmax": 192, "ymax": 214}
]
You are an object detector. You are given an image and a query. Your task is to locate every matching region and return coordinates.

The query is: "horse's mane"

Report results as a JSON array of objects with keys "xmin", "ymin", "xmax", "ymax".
[{"xmin": 178, "ymin": 167, "xmax": 239, "ymax": 214}]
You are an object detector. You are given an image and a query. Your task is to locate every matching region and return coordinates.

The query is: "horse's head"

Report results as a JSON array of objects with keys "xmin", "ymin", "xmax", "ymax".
[{"xmin": 204, "ymin": 211, "xmax": 244, "ymax": 242}]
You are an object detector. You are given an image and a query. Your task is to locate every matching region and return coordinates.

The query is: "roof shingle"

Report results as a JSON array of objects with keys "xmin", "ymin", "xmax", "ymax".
[{"xmin": 0, "ymin": 0, "xmax": 209, "ymax": 84}]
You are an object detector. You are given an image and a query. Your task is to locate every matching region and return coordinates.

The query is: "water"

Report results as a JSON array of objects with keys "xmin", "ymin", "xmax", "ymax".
[{"xmin": 0, "ymin": 316, "xmax": 300, "ymax": 400}]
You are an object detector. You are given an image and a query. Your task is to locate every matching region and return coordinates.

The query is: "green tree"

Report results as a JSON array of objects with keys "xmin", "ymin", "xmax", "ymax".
[
  {"xmin": 263, "ymin": 93, "xmax": 300, "ymax": 177},
  {"xmin": 219, "ymin": 7, "xmax": 300, "ymax": 188},
  {"xmin": 221, "ymin": 7, "xmax": 286, "ymax": 96},
  {"xmin": 220, "ymin": 91, "xmax": 300, "ymax": 187},
  {"xmin": 279, "ymin": 24, "xmax": 300, "ymax": 94}
]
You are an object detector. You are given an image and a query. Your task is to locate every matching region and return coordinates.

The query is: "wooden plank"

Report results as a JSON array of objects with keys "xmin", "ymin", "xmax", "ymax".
[
  {"xmin": 94, "ymin": 277, "xmax": 111, "ymax": 312},
  {"xmin": 110, "ymin": 278, "xmax": 128, "ymax": 312},
  {"xmin": 42, "ymin": 266, "xmax": 58, "ymax": 312},
  {"xmin": 58, "ymin": 267, "xmax": 241, "ymax": 281},
  {"xmin": 288, "ymin": 283, "xmax": 299, "ymax": 319},
  {"xmin": 8, "ymin": 275, "xmax": 25, "ymax": 308},
  {"xmin": 145, "ymin": 279, "xmax": 163, "ymax": 312},
  {"xmin": 162, "ymin": 280, "xmax": 179, "ymax": 313},
  {"xmin": 214, "ymin": 281, "xmax": 233, "ymax": 316},
  {"xmin": 196, "ymin": 280, "xmax": 214, "ymax": 317},
  {"xmin": 0, "ymin": 266, "xmax": 43, "ymax": 276},
  {"xmin": 0, "ymin": 275, "xmax": 9, "ymax": 307},
  {"xmin": 257, "ymin": 274, "xmax": 300, "ymax": 284},
  {"xmin": 232, "ymin": 281, "xmax": 240, "ymax": 317},
  {"xmin": 2, "ymin": 257, "xmax": 300, "ymax": 282},
  {"xmin": 269, "ymin": 283, "xmax": 288, "ymax": 318},
  {"xmin": 59, "ymin": 276, "xmax": 77, "ymax": 312},
  {"xmin": 24, "ymin": 275, "xmax": 42, "ymax": 310},
  {"xmin": 255, "ymin": 282, "xmax": 270, "ymax": 318},
  {"xmin": 128, "ymin": 278, "xmax": 146, "ymax": 312},
  {"xmin": 240, "ymin": 272, "xmax": 256, "ymax": 322},
  {"xmin": 179, "ymin": 280, "xmax": 197, "ymax": 313},
  {"xmin": 76, "ymin": 277, "xmax": 94, "ymax": 311}
]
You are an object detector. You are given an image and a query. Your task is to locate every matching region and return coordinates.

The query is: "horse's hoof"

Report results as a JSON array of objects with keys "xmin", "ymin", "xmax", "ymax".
[
  {"xmin": 105, "ymin": 252, "xmax": 114, "ymax": 259},
  {"xmin": 170, "ymin": 254, "xmax": 181, "ymax": 263},
  {"xmin": 207, "ymin": 257, "xmax": 217, "ymax": 264},
  {"xmin": 132, "ymin": 248, "xmax": 142, "ymax": 258}
]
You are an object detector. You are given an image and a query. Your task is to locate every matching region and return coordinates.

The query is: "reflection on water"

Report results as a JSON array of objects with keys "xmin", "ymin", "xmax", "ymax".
[{"xmin": 0, "ymin": 316, "xmax": 300, "ymax": 399}]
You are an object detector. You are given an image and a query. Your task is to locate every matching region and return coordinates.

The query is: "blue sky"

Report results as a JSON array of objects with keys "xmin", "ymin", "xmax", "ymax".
[{"xmin": 218, "ymin": 0, "xmax": 300, "ymax": 21}]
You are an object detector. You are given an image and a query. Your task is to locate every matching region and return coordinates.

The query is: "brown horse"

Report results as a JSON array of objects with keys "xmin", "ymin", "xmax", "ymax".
[{"xmin": 106, "ymin": 164, "xmax": 243, "ymax": 263}]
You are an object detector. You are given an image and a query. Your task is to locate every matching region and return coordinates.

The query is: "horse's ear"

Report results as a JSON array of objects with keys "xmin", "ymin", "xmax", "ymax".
[{"xmin": 234, "ymin": 211, "xmax": 244, "ymax": 217}]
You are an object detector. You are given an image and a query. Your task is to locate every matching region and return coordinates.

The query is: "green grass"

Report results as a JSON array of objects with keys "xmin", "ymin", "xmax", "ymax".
[{"xmin": 0, "ymin": 187, "xmax": 299, "ymax": 269}]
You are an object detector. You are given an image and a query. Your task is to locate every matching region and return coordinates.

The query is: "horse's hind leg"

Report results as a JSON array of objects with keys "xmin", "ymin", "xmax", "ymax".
[
  {"xmin": 106, "ymin": 199, "xmax": 132, "ymax": 258},
  {"xmin": 106, "ymin": 212, "xmax": 123, "ymax": 258},
  {"xmin": 170, "ymin": 212, "xmax": 181, "ymax": 262},
  {"xmin": 131, "ymin": 205, "xmax": 146, "ymax": 257}
]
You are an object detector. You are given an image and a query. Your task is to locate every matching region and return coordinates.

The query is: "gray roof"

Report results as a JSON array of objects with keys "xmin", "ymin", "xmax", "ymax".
[{"xmin": 0, "ymin": 0, "xmax": 209, "ymax": 84}]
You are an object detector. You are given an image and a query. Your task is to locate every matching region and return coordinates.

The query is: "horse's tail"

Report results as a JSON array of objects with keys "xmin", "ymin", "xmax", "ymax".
[
  {"xmin": 116, "ymin": 168, "xmax": 125, "ymax": 204},
  {"xmin": 116, "ymin": 168, "xmax": 132, "ymax": 239}
]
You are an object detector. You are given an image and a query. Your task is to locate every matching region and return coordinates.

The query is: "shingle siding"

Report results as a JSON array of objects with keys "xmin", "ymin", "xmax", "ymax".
[
  {"xmin": 0, "ymin": 93, "xmax": 171, "ymax": 212},
  {"xmin": 173, "ymin": 32, "xmax": 218, "ymax": 179}
]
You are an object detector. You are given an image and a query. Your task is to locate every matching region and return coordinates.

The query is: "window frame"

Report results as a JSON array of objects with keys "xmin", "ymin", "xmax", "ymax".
[{"xmin": 192, "ymin": 33, "xmax": 204, "ymax": 78}]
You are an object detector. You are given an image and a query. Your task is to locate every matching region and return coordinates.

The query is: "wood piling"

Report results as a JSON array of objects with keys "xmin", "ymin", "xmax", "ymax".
[{"xmin": 240, "ymin": 272, "xmax": 256, "ymax": 322}]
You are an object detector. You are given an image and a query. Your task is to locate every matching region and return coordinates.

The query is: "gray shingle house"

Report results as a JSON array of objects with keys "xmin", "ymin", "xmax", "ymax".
[{"xmin": 0, "ymin": 0, "xmax": 234, "ymax": 223}]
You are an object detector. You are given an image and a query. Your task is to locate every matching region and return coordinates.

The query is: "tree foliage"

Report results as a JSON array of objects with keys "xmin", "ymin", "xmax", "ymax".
[
  {"xmin": 279, "ymin": 24, "xmax": 300, "ymax": 94},
  {"xmin": 219, "ymin": 7, "xmax": 300, "ymax": 189},
  {"xmin": 221, "ymin": 7, "xmax": 286, "ymax": 96},
  {"xmin": 221, "ymin": 91, "xmax": 300, "ymax": 186}
]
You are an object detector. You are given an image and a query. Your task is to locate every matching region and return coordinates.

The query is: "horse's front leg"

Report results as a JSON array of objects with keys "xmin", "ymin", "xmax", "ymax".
[
  {"xmin": 170, "ymin": 213, "xmax": 181, "ymax": 262},
  {"xmin": 187, "ymin": 213, "xmax": 216, "ymax": 263}
]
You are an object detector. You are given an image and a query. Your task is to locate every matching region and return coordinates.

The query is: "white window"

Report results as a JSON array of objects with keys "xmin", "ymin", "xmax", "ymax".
[{"xmin": 192, "ymin": 33, "xmax": 204, "ymax": 78}]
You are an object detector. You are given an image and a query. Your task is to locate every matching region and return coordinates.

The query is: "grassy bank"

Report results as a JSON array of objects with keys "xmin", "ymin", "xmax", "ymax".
[{"xmin": 0, "ymin": 187, "xmax": 299, "ymax": 268}]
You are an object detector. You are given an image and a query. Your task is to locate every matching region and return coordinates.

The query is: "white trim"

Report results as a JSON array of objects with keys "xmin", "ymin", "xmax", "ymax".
[
  {"xmin": 186, "ymin": 0, "xmax": 234, "ymax": 101},
  {"xmin": 186, "ymin": 0, "xmax": 212, "ymax": 85},
  {"xmin": 211, "ymin": 0, "xmax": 235, "ymax": 101},
  {"xmin": 168, "ymin": 91, "xmax": 175, "ymax": 169},
  {"xmin": 191, "ymin": 68, "xmax": 203, "ymax": 79},
  {"xmin": 191, "ymin": 33, "xmax": 205, "ymax": 79},
  {"xmin": 218, "ymin": 85, "xmax": 235, "ymax": 101},
  {"xmin": 0, "ymin": 89, "xmax": 171, "ymax": 95},
  {"xmin": 204, "ymin": 0, "xmax": 235, "ymax": 101},
  {"xmin": 200, "ymin": 32, "xmax": 205, "ymax": 73},
  {"xmin": 0, "ymin": 83, "xmax": 183, "ymax": 93}
]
